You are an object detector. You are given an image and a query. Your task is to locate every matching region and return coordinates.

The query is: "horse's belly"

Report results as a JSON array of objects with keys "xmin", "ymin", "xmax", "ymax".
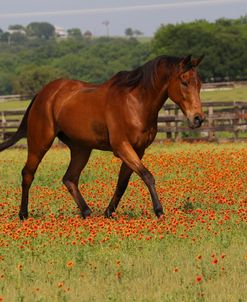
[
  {"xmin": 90, "ymin": 121, "xmax": 111, "ymax": 150},
  {"xmin": 59, "ymin": 120, "xmax": 111, "ymax": 150}
]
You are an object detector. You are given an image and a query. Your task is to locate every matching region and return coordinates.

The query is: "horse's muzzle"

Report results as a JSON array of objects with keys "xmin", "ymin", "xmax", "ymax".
[{"xmin": 188, "ymin": 114, "xmax": 205, "ymax": 129}]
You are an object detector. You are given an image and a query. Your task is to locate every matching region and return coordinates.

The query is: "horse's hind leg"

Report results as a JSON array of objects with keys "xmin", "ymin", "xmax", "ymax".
[
  {"xmin": 104, "ymin": 163, "xmax": 133, "ymax": 218},
  {"xmin": 63, "ymin": 146, "xmax": 92, "ymax": 218},
  {"xmin": 20, "ymin": 139, "xmax": 54, "ymax": 220}
]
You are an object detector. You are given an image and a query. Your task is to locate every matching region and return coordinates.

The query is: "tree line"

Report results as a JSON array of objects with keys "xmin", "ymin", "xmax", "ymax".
[{"xmin": 0, "ymin": 16, "xmax": 246, "ymax": 96}]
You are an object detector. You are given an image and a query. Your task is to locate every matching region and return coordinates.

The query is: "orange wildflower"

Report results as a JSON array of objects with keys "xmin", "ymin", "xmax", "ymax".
[
  {"xmin": 17, "ymin": 264, "xmax": 23, "ymax": 271},
  {"xmin": 66, "ymin": 261, "xmax": 74, "ymax": 268},
  {"xmin": 58, "ymin": 282, "xmax": 65, "ymax": 288}
]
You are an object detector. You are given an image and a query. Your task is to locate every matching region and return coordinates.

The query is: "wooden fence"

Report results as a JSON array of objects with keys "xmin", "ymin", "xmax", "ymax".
[
  {"xmin": 157, "ymin": 101, "xmax": 247, "ymax": 142},
  {"xmin": 1, "ymin": 101, "xmax": 247, "ymax": 144},
  {"xmin": 0, "ymin": 95, "xmax": 28, "ymax": 102}
]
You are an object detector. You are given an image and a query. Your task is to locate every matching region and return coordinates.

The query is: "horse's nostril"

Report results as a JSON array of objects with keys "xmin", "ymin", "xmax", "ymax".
[{"xmin": 194, "ymin": 115, "xmax": 203, "ymax": 126}]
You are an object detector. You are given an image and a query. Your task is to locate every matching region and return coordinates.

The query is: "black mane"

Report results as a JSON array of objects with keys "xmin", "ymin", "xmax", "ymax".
[{"xmin": 110, "ymin": 55, "xmax": 181, "ymax": 90}]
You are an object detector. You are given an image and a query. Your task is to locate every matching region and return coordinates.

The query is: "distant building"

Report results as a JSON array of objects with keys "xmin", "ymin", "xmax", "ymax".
[
  {"xmin": 7, "ymin": 29, "xmax": 26, "ymax": 35},
  {"xmin": 55, "ymin": 26, "xmax": 68, "ymax": 39},
  {"xmin": 84, "ymin": 30, "xmax": 93, "ymax": 39}
]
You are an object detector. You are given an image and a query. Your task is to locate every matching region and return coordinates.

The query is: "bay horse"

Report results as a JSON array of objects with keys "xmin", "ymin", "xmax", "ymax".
[{"xmin": 0, "ymin": 55, "xmax": 205, "ymax": 220}]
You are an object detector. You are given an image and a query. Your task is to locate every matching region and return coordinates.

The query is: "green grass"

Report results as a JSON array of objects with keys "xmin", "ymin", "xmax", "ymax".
[
  {"xmin": 0, "ymin": 100, "xmax": 30, "ymax": 111},
  {"xmin": 201, "ymin": 85, "xmax": 247, "ymax": 102},
  {"xmin": 0, "ymin": 143, "xmax": 246, "ymax": 301}
]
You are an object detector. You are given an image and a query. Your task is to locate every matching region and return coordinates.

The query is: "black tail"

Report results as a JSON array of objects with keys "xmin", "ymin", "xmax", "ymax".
[{"xmin": 0, "ymin": 95, "xmax": 37, "ymax": 152}]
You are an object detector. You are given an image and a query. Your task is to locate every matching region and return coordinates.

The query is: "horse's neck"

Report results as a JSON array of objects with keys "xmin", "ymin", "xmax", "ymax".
[
  {"xmin": 140, "ymin": 82, "xmax": 169, "ymax": 117},
  {"xmin": 131, "ymin": 85, "xmax": 168, "ymax": 128},
  {"xmin": 148, "ymin": 66, "xmax": 171, "ymax": 114}
]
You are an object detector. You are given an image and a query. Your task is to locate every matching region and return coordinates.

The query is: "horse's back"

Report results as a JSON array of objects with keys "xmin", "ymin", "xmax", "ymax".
[
  {"xmin": 30, "ymin": 78, "xmax": 111, "ymax": 149},
  {"xmin": 54, "ymin": 82, "xmax": 110, "ymax": 149},
  {"xmin": 25, "ymin": 79, "xmax": 98, "ymax": 144}
]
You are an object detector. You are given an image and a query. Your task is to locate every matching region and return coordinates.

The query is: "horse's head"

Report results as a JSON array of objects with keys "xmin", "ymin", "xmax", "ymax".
[{"xmin": 168, "ymin": 55, "xmax": 205, "ymax": 128}]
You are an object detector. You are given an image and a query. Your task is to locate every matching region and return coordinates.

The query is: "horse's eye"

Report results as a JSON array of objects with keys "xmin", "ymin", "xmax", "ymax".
[{"xmin": 181, "ymin": 81, "xmax": 189, "ymax": 87}]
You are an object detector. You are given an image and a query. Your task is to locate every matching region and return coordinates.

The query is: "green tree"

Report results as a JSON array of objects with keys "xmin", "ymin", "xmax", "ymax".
[
  {"xmin": 8, "ymin": 24, "xmax": 26, "ymax": 31},
  {"xmin": 68, "ymin": 28, "xmax": 83, "ymax": 39},
  {"xmin": 0, "ymin": 16, "xmax": 246, "ymax": 95},
  {"xmin": 0, "ymin": 73, "xmax": 14, "ymax": 94},
  {"xmin": 125, "ymin": 28, "xmax": 134, "ymax": 37},
  {"xmin": 133, "ymin": 29, "xmax": 143, "ymax": 37},
  {"xmin": 13, "ymin": 65, "xmax": 67, "ymax": 95},
  {"xmin": 26, "ymin": 22, "xmax": 55, "ymax": 40},
  {"xmin": 152, "ymin": 18, "xmax": 247, "ymax": 81},
  {"xmin": 10, "ymin": 32, "xmax": 27, "ymax": 44},
  {"xmin": 0, "ymin": 32, "xmax": 11, "ymax": 43}
]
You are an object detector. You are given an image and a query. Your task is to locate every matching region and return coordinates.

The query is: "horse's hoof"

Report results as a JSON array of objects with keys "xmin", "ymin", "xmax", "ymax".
[
  {"xmin": 19, "ymin": 211, "xmax": 28, "ymax": 220},
  {"xmin": 104, "ymin": 208, "xmax": 113, "ymax": 218},
  {"xmin": 155, "ymin": 208, "xmax": 164, "ymax": 219},
  {"xmin": 82, "ymin": 208, "xmax": 92, "ymax": 219}
]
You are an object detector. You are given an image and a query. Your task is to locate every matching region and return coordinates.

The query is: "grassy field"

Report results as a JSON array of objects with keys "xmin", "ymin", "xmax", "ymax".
[
  {"xmin": 0, "ymin": 100, "xmax": 30, "ymax": 111},
  {"xmin": 201, "ymin": 85, "xmax": 247, "ymax": 102},
  {"xmin": 0, "ymin": 143, "xmax": 246, "ymax": 301}
]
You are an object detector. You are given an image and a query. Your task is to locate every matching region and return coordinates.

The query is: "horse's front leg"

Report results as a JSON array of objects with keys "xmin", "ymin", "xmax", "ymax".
[
  {"xmin": 112, "ymin": 142, "xmax": 164, "ymax": 218},
  {"xmin": 104, "ymin": 149, "xmax": 144, "ymax": 217}
]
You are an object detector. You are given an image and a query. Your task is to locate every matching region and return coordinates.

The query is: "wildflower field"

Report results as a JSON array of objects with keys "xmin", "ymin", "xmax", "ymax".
[{"xmin": 0, "ymin": 143, "xmax": 246, "ymax": 302}]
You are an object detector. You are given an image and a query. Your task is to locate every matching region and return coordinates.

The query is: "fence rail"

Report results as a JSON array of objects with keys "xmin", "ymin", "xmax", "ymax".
[
  {"xmin": 158, "ymin": 101, "xmax": 247, "ymax": 142},
  {"xmin": 1, "ymin": 101, "xmax": 247, "ymax": 144},
  {"xmin": 0, "ymin": 95, "xmax": 28, "ymax": 102}
]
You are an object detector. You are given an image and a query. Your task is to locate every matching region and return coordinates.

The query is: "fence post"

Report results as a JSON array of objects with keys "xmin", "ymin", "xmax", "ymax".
[
  {"xmin": 165, "ymin": 108, "xmax": 172, "ymax": 140},
  {"xmin": 166, "ymin": 122, "xmax": 172, "ymax": 140},
  {"xmin": 1, "ymin": 111, "xmax": 6, "ymax": 141},
  {"xmin": 208, "ymin": 106, "xmax": 214, "ymax": 141},
  {"xmin": 174, "ymin": 107, "xmax": 180, "ymax": 141},
  {"xmin": 233, "ymin": 102, "xmax": 240, "ymax": 141}
]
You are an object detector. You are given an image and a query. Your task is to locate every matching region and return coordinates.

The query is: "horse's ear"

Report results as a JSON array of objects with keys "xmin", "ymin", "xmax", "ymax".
[
  {"xmin": 179, "ymin": 55, "xmax": 193, "ymax": 73},
  {"xmin": 181, "ymin": 55, "xmax": 192, "ymax": 67},
  {"xmin": 192, "ymin": 55, "xmax": 205, "ymax": 67},
  {"xmin": 179, "ymin": 54, "xmax": 204, "ymax": 73}
]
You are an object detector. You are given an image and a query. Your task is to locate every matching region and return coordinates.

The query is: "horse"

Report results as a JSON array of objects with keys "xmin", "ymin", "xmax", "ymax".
[{"xmin": 0, "ymin": 54, "xmax": 205, "ymax": 220}]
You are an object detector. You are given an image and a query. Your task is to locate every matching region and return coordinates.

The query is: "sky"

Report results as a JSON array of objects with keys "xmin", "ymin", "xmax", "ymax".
[{"xmin": 0, "ymin": 0, "xmax": 247, "ymax": 36}]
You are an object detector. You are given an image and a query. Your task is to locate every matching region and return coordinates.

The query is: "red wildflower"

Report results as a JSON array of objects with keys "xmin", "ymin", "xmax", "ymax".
[
  {"xmin": 116, "ymin": 271, "xmax": 122, "ymax": 279},
  {"xmin": 195, "ymin": 275, "xmax": 203, "ymax": 283}
]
